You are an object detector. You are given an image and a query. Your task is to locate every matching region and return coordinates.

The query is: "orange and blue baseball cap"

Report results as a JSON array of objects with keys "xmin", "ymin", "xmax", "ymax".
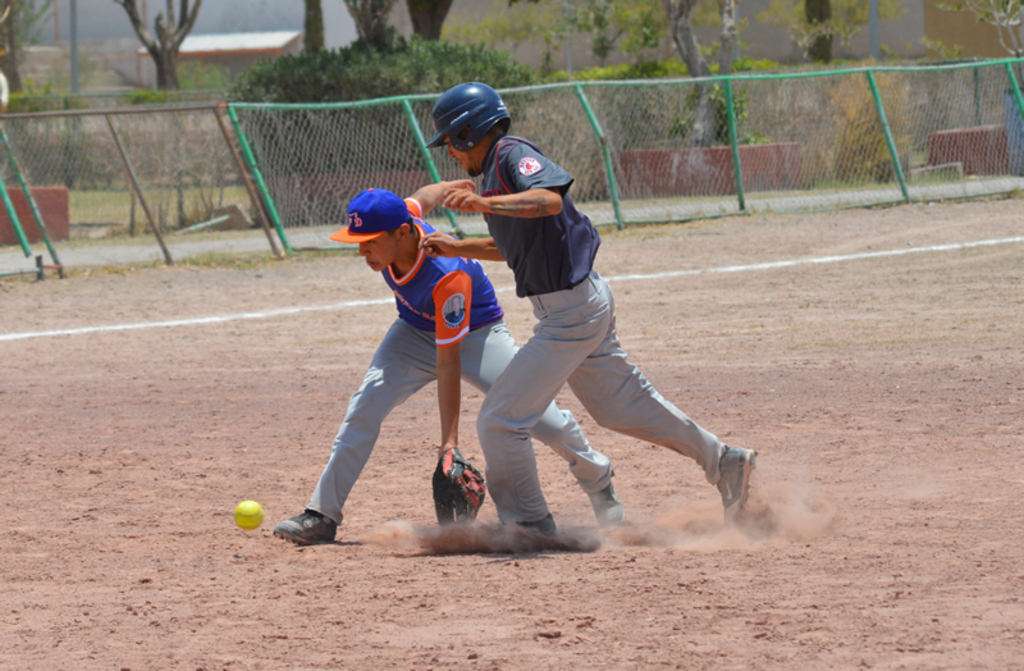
[{"xmin": 329, "ymin": 188, "xmax": 410, "ymax": 243}]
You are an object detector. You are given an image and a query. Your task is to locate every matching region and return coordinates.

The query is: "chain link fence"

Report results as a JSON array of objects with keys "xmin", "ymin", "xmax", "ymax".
[
  {"xmin": 2, "ymin": 59, "xmax": 1023, "ymax": 269},
  {"xmin": 0, "ymin": 104, "xmax": 278, "ymax": 267},
  {"xmin": 229, "ymin": 58, "xmax": 1024, "ymax": 252}
]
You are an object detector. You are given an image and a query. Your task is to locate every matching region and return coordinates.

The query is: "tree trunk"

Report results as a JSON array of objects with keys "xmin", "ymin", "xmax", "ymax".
[
  {"xmin": 344, "ymin": 0, "xmax": 397, "ymax": 50},
  {"xmin": 406, "ymin": 0, "xmax": 452, "ymax": 41},
  {"xmin": 1, "ymin": 2, "xmax": 22, "ymax": 93},
  {"xmin": 115, "ymin": 0, "xmax": 202, "ymax": 90},
  {"xmin": 304, "ymin": 0, "xmax": 324, "ymax": 53},
  {"xmin": 717, "ymin": 0, "xmax": 737, "ymax": 76},
  {"xmin": 663, "ymin": 0, "xmax": 716, "ymax": 148},
  {"xmin": 806, "ymin": 0, "xmax": 831, "ymax": 64},
  {"xmin": 153, "ymin": 46, "xmax": 179, "ymax": 90}
]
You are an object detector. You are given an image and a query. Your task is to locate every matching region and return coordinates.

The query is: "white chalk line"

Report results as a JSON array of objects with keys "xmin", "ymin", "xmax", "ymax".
[{"xmin": 3, "ymin": 235, "xmax": 1023, "ymax": 343}]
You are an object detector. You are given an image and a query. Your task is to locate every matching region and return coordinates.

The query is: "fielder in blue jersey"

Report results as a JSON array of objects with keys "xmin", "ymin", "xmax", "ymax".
[
  {"xmin": 273, "ymin": 186, "xmax": 623, "ymax": 545},
  {"xmin": 419, "ymin": 82, "xmax": 758, "ymax": 537}
]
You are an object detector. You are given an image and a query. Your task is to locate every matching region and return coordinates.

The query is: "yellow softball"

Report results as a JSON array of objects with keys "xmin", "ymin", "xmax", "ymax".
[{"xmin": 234, "ymin": 500, "xmax": 264, "ymax": 530}]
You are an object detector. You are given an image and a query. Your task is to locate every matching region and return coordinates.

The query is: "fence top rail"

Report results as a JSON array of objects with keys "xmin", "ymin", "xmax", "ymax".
[
  {"xmin": 0, "ymin": 103, "xmax": 224, "ymax": 121},
  {"xmin": 225, "ymin": 57, "xmax": 1024, "ymax": 113}
]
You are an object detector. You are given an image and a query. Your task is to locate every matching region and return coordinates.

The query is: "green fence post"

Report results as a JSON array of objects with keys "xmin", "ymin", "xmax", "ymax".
[
  {"xmin": 724, "ymin": 78, "xmax": 746, "ymax": 213},
  {"xmin": 225, "ymin": 103, "xmax": 294, "ymax": 257},
  {"xmin": 866, "ymin": 70, "xmax": 910, "ymax": 203},
  {"xmin": 401, "ymin": 98, "xmax": 463, "ymax": 238},
  {"xmin": 0, "ymin": 169, "xmax": 30, "ymax": 257},
  {"xmin": 0, "ymin": 125, "xmax": 62, "ymax": 271},
  {"xmin": 573, "ymin": 83, "xmax": 625, "ymax": 230}
]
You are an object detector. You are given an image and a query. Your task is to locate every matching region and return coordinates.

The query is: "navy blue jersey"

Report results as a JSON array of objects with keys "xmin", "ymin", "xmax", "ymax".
[
  {"xmin": 383, "ymin": 200, "xmax": 504, "ymax": 346},
  {"xmin": 479, "ymin": 136, "xmax": 601, "ymax": 297}
]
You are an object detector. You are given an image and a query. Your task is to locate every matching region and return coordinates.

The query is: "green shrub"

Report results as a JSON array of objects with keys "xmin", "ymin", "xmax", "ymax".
[
  {"xmin": 7, "ymin": 81, "xmax": 89, "ymax": 113},
  {"xmin": 124, "ymin": 89, "xmax": 170, "ymax": 105},
  {"xmin": 545, "ymin": 56, "xmax": 784, "ymax": 83},
  {"xmin": 230, "ymin": 37, "xmax": 537, "ymax": 103}
]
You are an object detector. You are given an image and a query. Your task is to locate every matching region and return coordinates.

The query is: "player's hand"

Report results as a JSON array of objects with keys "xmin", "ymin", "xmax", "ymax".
[
  {"xmin": 441, "ymin": 185, "xmax": 489, "ymax": 214},
  {"xmin": 442, "ymin": 179, "xmax": 477, "ymax": 194},
  {"xmin": 419, "ymin": 231, "xmax": 461, "ymax": 258}
]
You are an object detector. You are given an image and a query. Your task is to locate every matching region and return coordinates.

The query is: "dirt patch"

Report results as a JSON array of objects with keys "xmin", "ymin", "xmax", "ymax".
[{"xmin": 2, "ymin": 197, "xmax": 1023, "ymax": 669}]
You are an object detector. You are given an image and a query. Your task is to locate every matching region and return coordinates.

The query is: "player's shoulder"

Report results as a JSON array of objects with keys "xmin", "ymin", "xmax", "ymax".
[{"xmin": 404, "ymin": 197, "xmax": 424, "ymax": 220}]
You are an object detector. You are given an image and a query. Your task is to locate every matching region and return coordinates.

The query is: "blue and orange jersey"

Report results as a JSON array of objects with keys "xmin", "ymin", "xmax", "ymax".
[{"xmin": 380, "ymin": 199, "xmax": 504, "ymax": 347}]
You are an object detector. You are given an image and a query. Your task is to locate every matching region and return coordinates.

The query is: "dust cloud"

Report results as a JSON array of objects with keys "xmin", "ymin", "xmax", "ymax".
[
  {"xmin": 363, "ymin": 520, "xmax": 602, "ymax": 555},
  {"xmin": 364, "ymin": 480, "xmax": 834, "ymax": 556},
  {"xmin": 608, "ymin": 479, "xmax": 837, "ymax": 550}
]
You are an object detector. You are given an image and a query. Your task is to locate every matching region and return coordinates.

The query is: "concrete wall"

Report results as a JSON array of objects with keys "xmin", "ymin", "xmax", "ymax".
[
  {"xmin": 923, "ymin": 0, "xmax": 1022, "ymax": 59},
  {"xmin": 0, "ymin": 188, "xmax": 69, "ymax": 246}
]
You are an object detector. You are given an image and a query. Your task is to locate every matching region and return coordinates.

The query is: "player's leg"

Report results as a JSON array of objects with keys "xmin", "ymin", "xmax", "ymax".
[
  {"xmin": 461, "ymin": 322, "xmax": 613, "ymax": 490},
  {"xmin": 476, "ymin": 280, "xmax": 613, "ymax": 532},
  {"xmin": 275, "ymin": 320, "xmax": 436, "ymax": 544},
  {"xmin": 565, "ymin": 273, "xmax": 756, "ymax": 520},
  {"xmin": 460, "ymin": 322, "xmax": 621, "ymax": 525}
]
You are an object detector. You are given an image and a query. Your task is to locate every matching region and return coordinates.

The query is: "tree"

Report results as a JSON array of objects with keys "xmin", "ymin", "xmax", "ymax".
[
  {"xmin": 304, "ymin": 0, "xmax": 324, "ymax": 53},
  {"xmin": 407, "ymin": 0, "xmax": 453, "ymax": 40},
  {"xmin": 343, "ymin": 0, "xmax": 397, "ymax": 50},
  {"xmin": 114, "ymin": 0, "xmax": 202, "ymax": 90},
  {"xmin": 941, "ymin": 1, "xmax": 1023, "ymax": 57},
  {"xmin": 445, "ymin": 0, "xmax": 568, "ymax": 73},
  {"xmin": 574, "ymin": 0, "xmax": 666, "ymax": 66},
  {"xmin": 805, "ymin": 0, "xmax": 831, "ymax": 63},
  {"xmin": 0, "ymin": 0, "xmax": 53, "ymax": 93},
  {"xmin": 757, "ymin": 0, "xmax": 906, "ymax": 61},
  {"xmin": 662, "ymin": 0, "xmax": 739, "ymax": 147}
]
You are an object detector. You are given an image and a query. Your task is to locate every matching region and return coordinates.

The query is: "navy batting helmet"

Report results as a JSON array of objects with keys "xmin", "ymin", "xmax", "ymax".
[{"xmin": 427, "ymin": 82, "xmax": 510, "ymax": 152}]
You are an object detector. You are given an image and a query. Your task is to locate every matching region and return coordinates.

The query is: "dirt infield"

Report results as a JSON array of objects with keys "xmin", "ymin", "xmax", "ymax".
[{"xmin": 2, "ymin": 197, "xmax": 1023, "ymax": 670}]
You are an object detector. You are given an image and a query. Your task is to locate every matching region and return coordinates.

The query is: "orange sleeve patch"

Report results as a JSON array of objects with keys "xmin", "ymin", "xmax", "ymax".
[
  {"xmin": 405, "ymin": 198, "xmax": 424, "ymax": 220},
  {"xmin": 432, "ymin": 270, "xmax": 472, "ymax": 347}
]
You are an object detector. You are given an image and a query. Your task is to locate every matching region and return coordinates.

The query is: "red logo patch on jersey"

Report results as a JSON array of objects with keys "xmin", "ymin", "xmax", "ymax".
[{"xmin": 518, "ymin": 157, "xmax": 542, "ymax": 176}]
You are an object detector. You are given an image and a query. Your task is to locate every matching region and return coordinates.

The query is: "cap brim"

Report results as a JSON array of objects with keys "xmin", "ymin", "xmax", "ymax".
[{"xmin": 329, "ymin": 228, "xmax": 386, "ymax": 243}]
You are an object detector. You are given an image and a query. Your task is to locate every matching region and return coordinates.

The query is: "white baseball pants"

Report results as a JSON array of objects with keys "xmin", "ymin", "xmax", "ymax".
[
  {"xmin": 307, "ymin": 319, "xmax": 614, "ymax": 525},
  {"xmin": 477, "ymin": 271, "xmax": 725, "ymax": 525}
]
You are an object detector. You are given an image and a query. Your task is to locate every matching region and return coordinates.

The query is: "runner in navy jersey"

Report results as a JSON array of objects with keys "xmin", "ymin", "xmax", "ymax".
[{"xmin": 419, "ymin": 83, "xmax": 758, "ymax": 536}]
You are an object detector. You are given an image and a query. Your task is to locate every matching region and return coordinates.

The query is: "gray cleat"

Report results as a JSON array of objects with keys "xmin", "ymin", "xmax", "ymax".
[
  {"xmin": 273, "ymin": 509, "xmax": 338, "ymax": 545},
  {"xmin": 588, "ymin": 482, "xmax": 625, "ymax": 527},
  {"xmin": 517, "ymin": 513, "xmax": 558, "ymax": 538},
  {"xmin": 717, "ymin": 446, "xmax": 758, "ymax": 523}
]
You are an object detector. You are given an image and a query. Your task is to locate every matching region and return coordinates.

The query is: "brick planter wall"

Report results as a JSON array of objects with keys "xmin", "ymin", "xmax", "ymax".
[
  {"xmin": 618, "ymin": 143, "xmax": 802, "ymax": 198},
  {"xmin": 927, "ymin": 125, "xmax": 1008, "ymax": 175},
  {"xmin": 0, "ymin": 187, "xmax": 70, "ymax": 247}
]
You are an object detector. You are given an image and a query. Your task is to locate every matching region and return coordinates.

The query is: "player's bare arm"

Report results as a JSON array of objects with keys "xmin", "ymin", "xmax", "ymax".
[
  {"xmin": 409, "ymin": 180, "xmax": 477, "ymax": 216},
  {"xmin": 419, "ymin": 231, "xmax": 505, "ymax": 262},
  {"xmin": 441, "ymin": 187, "xmax": 563, "ymax": 218},
  {"xmin": 436, "ymin": 341, "xmax": 462, "ymax": 458}
]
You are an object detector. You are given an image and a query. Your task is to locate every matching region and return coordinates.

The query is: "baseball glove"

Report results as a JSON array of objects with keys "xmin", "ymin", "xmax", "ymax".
[{"xmin": 432, "ymin": 447, "xmax": 486, "ymax": 525}]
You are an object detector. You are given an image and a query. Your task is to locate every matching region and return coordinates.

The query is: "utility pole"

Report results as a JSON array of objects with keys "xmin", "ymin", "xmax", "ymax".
[{"xmin": 70, "ymin": 0, "xmax": 80, "ymax": 93}]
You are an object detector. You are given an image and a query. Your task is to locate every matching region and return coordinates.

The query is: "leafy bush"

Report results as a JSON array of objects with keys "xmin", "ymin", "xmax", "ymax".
[
  {"xmin": 7, "ymin": 81, "xmax": 89, "ymax": 113},
  {"xmin": 668, "ymin": 83, "xmax": 770, "ymax": 146},
  {"xmin": 827, "ymin": 73, "xmax": 908, "ymax": 184},
  {"xmin": 544, "ymin": 55, "xmax": 783, "ymax": 83},
  {"xmin": 124, "ymin": 89, "xmax": 170, "ymax": 106},
  {"xmin": 230, "ymin": 37, "xmax": 537, "ymax": 103}
]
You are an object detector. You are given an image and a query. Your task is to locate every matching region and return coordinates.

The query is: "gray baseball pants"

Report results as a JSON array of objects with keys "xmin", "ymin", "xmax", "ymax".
[
  {"xmin": 478, "ymin": 270, "xmax": 726, "ymax": 525},
  {"xmin": 307, "ymin": 319, "xmax": 613, "ymax": 525}
]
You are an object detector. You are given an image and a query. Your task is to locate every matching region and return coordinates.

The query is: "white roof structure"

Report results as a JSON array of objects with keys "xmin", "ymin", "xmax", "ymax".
[{"xmin": 138, "ymin": 31, "xmax": 302, "ymax": 55}]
